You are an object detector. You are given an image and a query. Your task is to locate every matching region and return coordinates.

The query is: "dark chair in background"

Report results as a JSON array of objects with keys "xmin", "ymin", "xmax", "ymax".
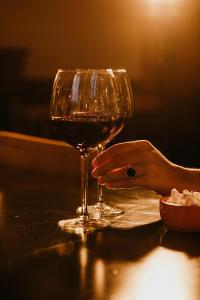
[{"xmin": 0, "ymin": 47, "xmax": 53, "ymax": 138}]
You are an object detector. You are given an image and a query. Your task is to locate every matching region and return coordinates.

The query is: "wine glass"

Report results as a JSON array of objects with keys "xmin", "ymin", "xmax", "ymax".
[
  {"xmin": 50, "ymin": 68, "xmax": 125, "ymax": 234},
  {"xmin": 86, "ymin": 70, "xmax": 134, "ymax": 218}
]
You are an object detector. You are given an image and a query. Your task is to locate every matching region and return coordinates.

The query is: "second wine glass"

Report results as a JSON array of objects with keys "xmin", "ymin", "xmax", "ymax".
[
  {"xmin": 93, "ymin": 70, "xmax": 134, "ymax": 218},
  {"xmin": 77, "ymin": 69, "xmax": 134, "ymax": 218}
]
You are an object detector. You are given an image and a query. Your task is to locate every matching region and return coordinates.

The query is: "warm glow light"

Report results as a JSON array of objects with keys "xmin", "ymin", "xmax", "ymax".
[
  {"xmin": 80, "ymin": 246, "xmax": 88, "ymax": 268},
  {"xmin": 79, "ymin": 245, "xmax": 88, "ymax": 295},
  {"xmin": 113, "ymin": 248, "xmax": 197, "ymax": 300},
  {"xmin": 146, "ymin": 0, "xmax": 183, "ymax": 16},
  {"xmin": 148, "ymin": 0, "xmax": 181, "ymax": 4},
  {"xmin": 94, "ymin": 259, "xmax": 106, "ymax": 299}
]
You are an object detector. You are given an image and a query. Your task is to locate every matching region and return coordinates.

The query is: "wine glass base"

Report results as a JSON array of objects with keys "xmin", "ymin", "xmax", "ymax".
[
  {"xmin": 58, "ymin": 217, "xmax": 110, "ymax": 234},
  {"xmin": 77, "ymin": 203, "xmax": 124, "ymax": 218}
]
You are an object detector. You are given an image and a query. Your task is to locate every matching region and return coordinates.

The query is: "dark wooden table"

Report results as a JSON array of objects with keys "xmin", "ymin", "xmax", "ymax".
[{"xmin": 1, "ymin": 167, "xmax": 200, "ymax": 300}]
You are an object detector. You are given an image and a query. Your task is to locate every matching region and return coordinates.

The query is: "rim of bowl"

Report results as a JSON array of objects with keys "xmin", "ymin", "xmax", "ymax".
[{"xmin": 160, "ymin": 196, "xmax": 200, "ymax": 208}]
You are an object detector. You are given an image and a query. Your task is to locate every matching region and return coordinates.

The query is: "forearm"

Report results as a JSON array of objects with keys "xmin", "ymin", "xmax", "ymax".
[{"xmin": 171, "ymin": 164, "xmax": 200, "ymax": 193}]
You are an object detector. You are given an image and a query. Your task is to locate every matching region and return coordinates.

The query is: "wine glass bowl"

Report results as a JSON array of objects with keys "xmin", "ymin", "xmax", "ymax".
[
  {"xmin": 51, "ymin": 69, "xmax": 120, "ymax": 153},
  {"xmin": 84, "ymin": 69, "xmax": 134, "ymax": 218},
  {"xmin": 50, "ymin": 69, "xmax": 127, "ymax": 233}
]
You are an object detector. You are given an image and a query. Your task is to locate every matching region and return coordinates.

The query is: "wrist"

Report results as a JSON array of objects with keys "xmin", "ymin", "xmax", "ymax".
[{"xmin": 172, "ymin": 164, "xmax": 200, "ymax": 192}]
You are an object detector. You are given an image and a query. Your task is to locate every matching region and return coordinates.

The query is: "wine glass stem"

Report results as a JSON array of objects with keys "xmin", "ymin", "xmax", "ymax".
[
  {"xmin": 80, "ymin": 153, "xmax": 90, "ymax": 221},
  {"xmin": 98, "ymin": 181, "xmax": 104, "ymax": 204},
  {"xmin": 97, "ymin": 143, "xmax": 105, "ymax": 205}
]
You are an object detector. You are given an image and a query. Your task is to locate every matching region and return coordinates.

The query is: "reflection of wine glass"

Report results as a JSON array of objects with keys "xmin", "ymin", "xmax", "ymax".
[
  {"xmin": 88, "ymin": 70, "xmax": 134, "ymax": 218},
  {"xmin": 50, "ymin": 69, "xmax": 126, "ymax": 233}
]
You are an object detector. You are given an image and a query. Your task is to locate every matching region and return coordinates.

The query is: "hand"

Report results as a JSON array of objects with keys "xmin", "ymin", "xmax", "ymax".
[{"xmin": 92, "ymin": 140, "xmax": 200, "ymax": 195}]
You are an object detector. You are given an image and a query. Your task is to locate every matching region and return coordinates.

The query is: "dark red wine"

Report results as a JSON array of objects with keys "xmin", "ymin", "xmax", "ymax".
[{"xmin": 52, "ymin": 116, "xmax": 124, "ymax": 151}]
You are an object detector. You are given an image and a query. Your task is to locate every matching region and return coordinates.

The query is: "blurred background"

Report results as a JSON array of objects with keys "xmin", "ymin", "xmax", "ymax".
[{"xmin": 0, "ymin": 0, "xmax": 200, "ymax": 167}]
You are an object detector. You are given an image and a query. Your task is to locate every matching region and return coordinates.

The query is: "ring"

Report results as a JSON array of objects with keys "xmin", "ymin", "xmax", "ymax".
[{"xmin": 126, "ymin": 167, "xmax": 136, "ymax": 178}]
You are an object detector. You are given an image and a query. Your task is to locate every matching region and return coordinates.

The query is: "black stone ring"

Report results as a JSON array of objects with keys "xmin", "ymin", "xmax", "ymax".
[{"xmin": 126, "ymin": 167, "xmax": 136, "ymax": 178}]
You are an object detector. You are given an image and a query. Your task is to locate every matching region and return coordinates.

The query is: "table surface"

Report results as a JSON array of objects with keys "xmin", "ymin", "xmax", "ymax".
[{"xmin": 1, "ymin": 167, "xmax": 200, "ymax": 300}]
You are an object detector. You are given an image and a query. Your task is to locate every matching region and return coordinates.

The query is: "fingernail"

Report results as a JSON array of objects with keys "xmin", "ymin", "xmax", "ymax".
[
  {"xmin": 98, "ymin": 177, "xmax": 102, "ymax": 184},
  {"xmin": 98, "ymin": 177, "xmax": 106, "ymax": 185}
]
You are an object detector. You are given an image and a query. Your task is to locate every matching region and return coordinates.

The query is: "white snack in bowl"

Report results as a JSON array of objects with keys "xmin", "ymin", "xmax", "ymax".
[{"xmin": 167, "ymin": 188, "xmax": 200, "ymax": 206}]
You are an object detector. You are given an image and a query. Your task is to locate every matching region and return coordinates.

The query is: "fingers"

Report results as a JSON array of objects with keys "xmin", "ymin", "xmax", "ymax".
[
  {"xmin": 92, "ymin": 140, "xmax": 153, "ymax": 168},
  {"xmin": 98, "ymin": 165, "xmax": 144, "ymax": 185},
  {"xmin": 92, "ymin": 140, "xmax": 153, "ymax": 178},
  {"xmin": 98, "ymin": 164, "xmax": 154, "ymax": 191},
  {"xmin": 92, "ymin": 151, "xmax": 142, "ymax": 177},
  {"xmin": 105, "ymin": 174, "xmax": 150, "ymax": 190}
]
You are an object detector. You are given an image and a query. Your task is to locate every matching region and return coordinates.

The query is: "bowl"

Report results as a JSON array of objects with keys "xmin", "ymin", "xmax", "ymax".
[{"xmin": 160, "ymin": 197, "xmax": 200, "ymax": 232}]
